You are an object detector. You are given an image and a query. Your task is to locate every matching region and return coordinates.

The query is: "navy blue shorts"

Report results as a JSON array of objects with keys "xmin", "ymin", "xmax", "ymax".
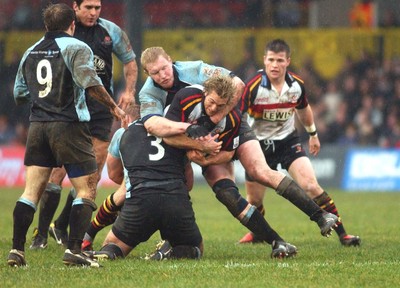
[
  {"xmin": 24, "ymin": 121, "xmax": 97, "ymax": 177},
  {"xmin": 246, "ymin": 131, "xmax": 307, "ymax": 181},
  {"xmin": 88, "ymin": 118, "xmax": 113, "ymax": 142},
  {"xmin": 112, "ymin": 182, "xmax": 202, "ymax": 248}
]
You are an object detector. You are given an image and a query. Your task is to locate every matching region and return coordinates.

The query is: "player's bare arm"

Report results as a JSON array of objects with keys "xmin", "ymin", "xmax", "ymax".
[
  {"xmin": 164, "ymin": 133, "xmax": 222, "ymax": 156},
  {"xmin": 118, "ymin": 60, "xmax": 138, "ymax": 110},
  {"xmin": 187, "ymin": 149, "xmax": 234, "ymax": 166},
  {"xmin": 86, "ymin": 85, "xmax": 126, "ymax": 122},
  {"xmin": 144, "ymin": 116, "xmax": 191, "ymax": 137},
  {"xmin": 106, "ymin": 154, "xmax": 123, "ymax": 185},
  {"xmin": 296, "ymin": 104, "xmax": 320, "ymax": 156}
]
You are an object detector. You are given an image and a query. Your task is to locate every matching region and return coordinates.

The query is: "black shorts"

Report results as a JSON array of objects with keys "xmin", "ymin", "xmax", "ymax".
[
  {"xmin": 24, "ymin": 122, "xmax": 97, "ymax": 178},
  {"xmin": 112, "ymin": 182, "xmax": 202, "ymax": 248},
  {"xmin": 88, "ymin": 118, "xmax": 113, "ymax": 142},
  {"xmin": 245, "ymin": 131, "xmax": 307, "ymax": 181},
  {"xmin": 231, "ymin": 120, "xmax": 257, "ymax": 161}
]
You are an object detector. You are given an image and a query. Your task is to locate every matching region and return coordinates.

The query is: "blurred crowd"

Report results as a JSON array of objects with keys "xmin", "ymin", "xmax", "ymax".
[
  {"xmin": 1, "ymin": 46, "xmax": 400, "ymax": 148},
  {"xmin": 1, "ymin": 0, "xmax": 400, "ymax": 148}
]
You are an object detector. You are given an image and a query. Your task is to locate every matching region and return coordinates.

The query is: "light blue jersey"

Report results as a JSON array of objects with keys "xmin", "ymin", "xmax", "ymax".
[{"xmin": 139, "ymin": 60, "xmax": 231, "ymax": 120}]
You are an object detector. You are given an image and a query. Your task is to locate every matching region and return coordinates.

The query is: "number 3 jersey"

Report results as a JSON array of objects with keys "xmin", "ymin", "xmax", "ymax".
[
  {"xmin": 118, "ymin": 121, "xmax": 187, "ymax": 195},
  {"xmin": 239, "ymin": 70, "xmax": 309, "ymax": 141},
  {"xmin": 13, "ymin": 31, "xmax": 102, "ymax": 122}
]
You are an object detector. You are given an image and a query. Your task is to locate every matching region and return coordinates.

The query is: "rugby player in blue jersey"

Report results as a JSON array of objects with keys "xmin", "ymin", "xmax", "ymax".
[
  {"xmin": 7, "ymin": 3, "xmax": 126, "ymax": 268},
  {"xmin": 30, "ymin": 0, "xmax": 138, "ymax": 250}
]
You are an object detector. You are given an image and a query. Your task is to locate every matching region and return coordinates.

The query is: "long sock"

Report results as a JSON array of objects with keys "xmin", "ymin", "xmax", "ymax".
[
  {"xmin": 213, "ymin": 179, "xmax": 284, "ymax": 245},
  {"xmin": 314, "ymin": 191, "xmax": 346, "ymax": 236},
  {"xmin": 276, "ymin": 176, "xmax": 324, "ymax": 222},
  {"xmin": 244, "ymin": 210, "xmax": 284, "ymax": 244},
  {"xmin": 54, "ymin": 188, "xmax": 75, "ymax": 231},
  {"xmin": 86, "ymin": 192, "xmax": 121, "ymax": 240},
  {"xmin": 12, "ymin": 200, "xmax": 36, "ymax": 251},
  {"xmin": 38, "ymin": 183, "xmax": 62, "ymax": 237},
  {"xmin": 67, "ymin": 198, "xmax": 97, "ymax": 253}
]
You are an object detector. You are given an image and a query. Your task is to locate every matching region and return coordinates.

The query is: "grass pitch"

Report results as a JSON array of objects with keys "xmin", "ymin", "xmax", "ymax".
[{"xmin": 1, "ymin": 184, "xmax": 399, "ymax": 288}]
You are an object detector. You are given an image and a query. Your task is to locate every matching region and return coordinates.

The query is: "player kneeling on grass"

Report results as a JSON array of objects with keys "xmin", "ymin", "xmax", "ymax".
[{"xmin": 88, "ymin": 119, "xmax": 203, "ymax": 260}]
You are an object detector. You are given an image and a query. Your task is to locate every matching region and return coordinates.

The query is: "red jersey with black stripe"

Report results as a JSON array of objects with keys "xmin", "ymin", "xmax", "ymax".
[
  {"xmin": 239, "ymin": 70, "xmax": 308, "ymax": 141},
  {"xmin": 166, "ymin": 85, "xmax": 241, "ymax": 151}
]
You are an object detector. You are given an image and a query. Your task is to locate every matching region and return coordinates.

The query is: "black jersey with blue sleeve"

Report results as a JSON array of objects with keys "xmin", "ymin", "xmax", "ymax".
[
  {"xmin": 74, "ymin": 18, "xmax": 135, "ymax": 120},
  {"xmin": 119, "ymin": 121, "xmax": 187, "ymax": 192},
  {"xmin": 13, "ymin": 31, "xmax": 102, "ymax": 122}
]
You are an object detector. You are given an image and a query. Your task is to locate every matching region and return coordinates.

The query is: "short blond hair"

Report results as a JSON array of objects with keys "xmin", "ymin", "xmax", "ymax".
[
  {"xmin": 203, "ymin": 75, "xmax": 235, "ymax": 104},
  {"xmin": 140, "ymin": 47, "xmax": 171, "ymax": 73}
]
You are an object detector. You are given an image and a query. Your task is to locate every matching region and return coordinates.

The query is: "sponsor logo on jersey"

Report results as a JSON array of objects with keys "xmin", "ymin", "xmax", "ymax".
[
  {"xmin": 203, "ymin": 67, "xmax": 222, "ymax": 77},
  {"xmin": 94, "ymin": 55, "xmax": 105, "ymax": 73},
  {"xmin": 263, "ymin": 108, "xmax": 293, "ymax": 121}
]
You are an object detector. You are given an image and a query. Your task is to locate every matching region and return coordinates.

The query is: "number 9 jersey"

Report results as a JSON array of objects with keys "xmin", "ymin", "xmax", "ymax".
[{"xmin": 13, "ymin": 31, "xmax": 103, "ymax": 123}]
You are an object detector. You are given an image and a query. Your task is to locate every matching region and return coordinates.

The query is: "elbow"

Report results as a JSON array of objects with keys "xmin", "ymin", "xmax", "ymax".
[{"xmin": 108, "ymin": 170, "xmax": 123, "ymax": 185}]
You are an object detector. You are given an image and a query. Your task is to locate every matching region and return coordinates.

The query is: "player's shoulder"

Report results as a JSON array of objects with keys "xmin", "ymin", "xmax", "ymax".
[
  {"xmin": 176, "ymin": 84, "xmax": 203, "ymax": 100},
  {"xmin": 57, "ymin": 34, "xmax": 89, "ymax": 47},
  {"xmin": 288, "ymin": 71, "xmax": 305, "ymax": 85},
  {"xmin": 97, "ymin": 17, "xmax": 120, "ymax": 30},
  {"xmin": 174, "ymin": 60, "xmax": 204, "ymax": 70}
]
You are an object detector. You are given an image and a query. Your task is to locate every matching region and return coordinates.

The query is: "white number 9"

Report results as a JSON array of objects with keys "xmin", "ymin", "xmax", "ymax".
[{"xmin": 36, "ymin": 59, "xmax": 53, "ymax": 98}]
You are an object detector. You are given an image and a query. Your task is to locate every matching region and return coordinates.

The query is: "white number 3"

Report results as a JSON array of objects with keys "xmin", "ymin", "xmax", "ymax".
[{"xmin": 36, "ymin": 59, "xmax": 52, "ymax": 98}]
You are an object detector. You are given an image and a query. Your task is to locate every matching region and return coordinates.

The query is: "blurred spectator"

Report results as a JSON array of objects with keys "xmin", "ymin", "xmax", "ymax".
[
  {"xmin": 242, "ymin": 0, "xmax": 264, "ymax": 28},
  {"xmin": 337, "ymin": 123, "xmax": 359, "ymax": 146},
  {"xmin": 379, "ymin": 9, "xmax": 400, "ymax": 27},
  {"xmin": 0, "ymin": 114, "xmax": 15, "ymax": 145},
  {"xmin": 349, "ymin": 0, "xmax": 377, "ymax": 28},
  {"xmin": 274, "ymin": 0, "xmax": 302, "ymax": 27},
  {"xmin": 379, "ymin": 108, "xmax": 400, "ymax": 147},
  {"xmin": 10, "ymin": 122, "xmax": 28, "ymax": 146},
  {"xmin": 234, "ymin": 40, "xmax": 260, "ymax": 81},
  {"xmin": 10, "ymin": 0, "xmax": 35, "ymax": 30},
  {"xmin": 320, "ymin": 79, "xmax": 343, "ymax": 125}
]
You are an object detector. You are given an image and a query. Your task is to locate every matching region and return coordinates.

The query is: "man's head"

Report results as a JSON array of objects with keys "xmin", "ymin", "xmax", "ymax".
[
  {"xmin": 203, "ymin": 75, "xmax": 235, "ymax": 117},
  {"xmin": 263, "ymin": 39, "xmax": 291, "ymax": 81},
  {"xmin": 73, "ymin": 0, "xmax": 101, "ymax": 27},
  {"xmin": 141, "ymin": 47, "xmax": 174, "ymax": 89},
  {"xmin": 125, "ymin": 103, "xmax": 140, "ymax": 123},
  {"xmin": 43, "ymin": 3, "xmax": 75, "ymax": 32}
]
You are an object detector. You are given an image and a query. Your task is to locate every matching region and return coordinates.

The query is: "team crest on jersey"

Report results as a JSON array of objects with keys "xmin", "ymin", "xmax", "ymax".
[
  {"xmin": 94, "ymin": 55, "xmax": 105, "ymax": 73},
  {"xmin": 102, "ymin": 36, "xmax": 112, "ymax": 46},
  {"xmin": 203, "ymin": 67, "xmax": 222, "ymax": 77},
  {"xmin": 287, "ymin": 91, "xmax": 300, "ymax": 103},
  {"xmin": 233, "ymin": 136, "xmax": 239, "ymax": 149}
]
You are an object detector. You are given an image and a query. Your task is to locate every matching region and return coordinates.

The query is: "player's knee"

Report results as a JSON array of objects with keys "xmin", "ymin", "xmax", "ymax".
[
  {"xmin": 77, "ymin": 198, "xmax": 97, "ymax": 211},
  {"xmin": 170, "ymin": 245, "xmax": 202, "ymax": 260},
  {"xmin": 212, "ymin": 179, "xmax": 248, "ymax": 217},
  {"xmin": 45, "ymin": 183, "xmax": 62, "ymax": 194}
]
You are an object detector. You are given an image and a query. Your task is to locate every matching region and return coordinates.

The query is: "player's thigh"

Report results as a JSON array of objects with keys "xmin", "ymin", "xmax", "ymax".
[
  {"xmin": 48, "ymin": 166, "xmax": 67, "ymax": 185},
  {"xmin": 160, "ymin": 192, "xmax": 202, "ymax": 247},
  {"xmin": 22, "ymin": 166, "xmax": 53, "ymax": 204},
  {"xmin": 69, "ymin": 172, "xmax": 97, "ymax": 201},
  {"xmin": 288, "ymin": 156, "xmax": 321, "ymax": 194},
  {"xmin": 92, "ymin": 137, "xmax": 109, "ymax": 172},
  {"xmin": 112, "ymin": 193, "xmax": 159, "ymax": 248},
  {"xmin": 203, "ymin": 161, "xmax": 235, "ymax": 186}
]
